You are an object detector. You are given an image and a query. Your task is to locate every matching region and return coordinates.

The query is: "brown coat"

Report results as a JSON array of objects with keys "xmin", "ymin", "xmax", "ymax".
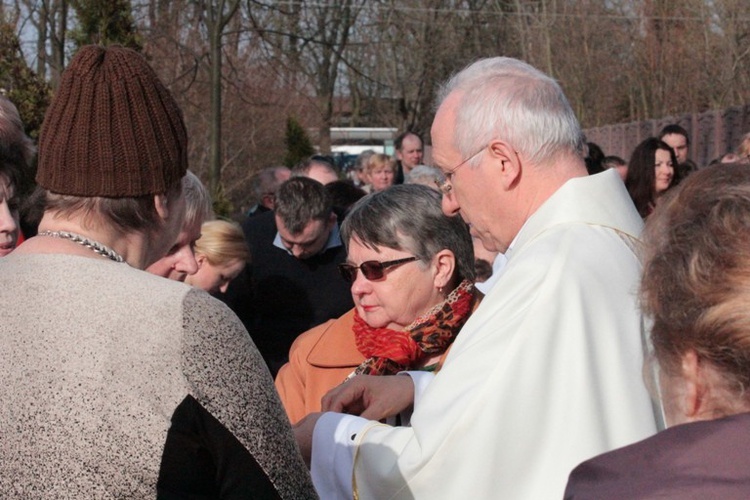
[{"xmin": 276, "ymin": 309, "xmax": 361, "ymax": 424}]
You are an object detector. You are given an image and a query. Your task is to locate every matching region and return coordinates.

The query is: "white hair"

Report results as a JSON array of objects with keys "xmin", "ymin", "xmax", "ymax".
[
  {"xmin": 436, "ymin": 57, "xmax": 584, "ymax": 167},
  {"xmin": 405, "ymin": 165, "xmax": 443, "ymax": 188}
]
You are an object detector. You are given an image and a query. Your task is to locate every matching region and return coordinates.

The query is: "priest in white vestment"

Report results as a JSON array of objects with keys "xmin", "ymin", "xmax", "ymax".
[{"xmin": 295, "ymin": 57, "xmax": 660, "ymax": 499}]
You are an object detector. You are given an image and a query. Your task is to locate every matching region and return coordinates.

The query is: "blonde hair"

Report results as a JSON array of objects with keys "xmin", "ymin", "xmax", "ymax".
[
  {"xmin": 365, "ymin": 154, "xmax": 397, "ymax": 175},
  {"xmin": 194, "ymin": 220, "xmax": 251, "ymax": 266}
]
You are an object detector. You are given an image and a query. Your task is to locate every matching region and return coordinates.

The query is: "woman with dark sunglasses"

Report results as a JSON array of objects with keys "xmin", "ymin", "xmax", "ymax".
[{"xmin": 276, "ymin": 184, "xmax": 479, "ymax": 424}]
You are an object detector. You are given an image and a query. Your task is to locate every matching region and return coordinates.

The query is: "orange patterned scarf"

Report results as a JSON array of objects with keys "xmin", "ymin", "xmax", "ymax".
[{"xmin": 352, "ymin": 280, "xmax": 475, "ymax": 376}]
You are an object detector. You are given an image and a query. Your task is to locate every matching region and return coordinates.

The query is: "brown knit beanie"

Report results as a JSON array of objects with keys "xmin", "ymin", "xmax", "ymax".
[{"xmin": 36, "ymin": 45, "xmax": 188, "ymax": 197}]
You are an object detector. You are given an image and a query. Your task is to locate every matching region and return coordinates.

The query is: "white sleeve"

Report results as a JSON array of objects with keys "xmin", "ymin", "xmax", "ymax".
[
  {"xmin": 402, "ymin": 370, "xmax": 434, "ymax": 407},
  {"xmin": 310, "ymin": 412, "xmax": 369, "ymax": 500},
  {"xmin": 312, "ymin": 373, "xmax": 429, "ymax": 497}
]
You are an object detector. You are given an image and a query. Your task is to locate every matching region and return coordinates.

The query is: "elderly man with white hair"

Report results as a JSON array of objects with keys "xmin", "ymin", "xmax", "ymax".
[{"xmin": 295, "ymin": 57, "xmax": 658, "ymax": 499}]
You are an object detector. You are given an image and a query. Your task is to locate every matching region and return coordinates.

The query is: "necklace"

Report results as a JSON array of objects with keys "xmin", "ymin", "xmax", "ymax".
[{"xmin": 38, "ymin": 230, "xmax": 125, "ymax": 263}]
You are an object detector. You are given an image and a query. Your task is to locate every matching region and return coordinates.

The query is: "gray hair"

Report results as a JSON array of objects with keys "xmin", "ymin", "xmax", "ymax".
[
  {"xmin": 44, "ymin": 178, "xmax": 183, "ymax": 234},
  {"xmin": 354, "ymin": 150, "xmax": 376, "ymax": 172},
  {"xmin": 436, "ymin": 57, "xmax": 584, "ymax": 167},
  {"xmin": 405, "ymin": 165, "xmax": 444, "ymax": 188},
  {"xmin": 183, "ymin": 170, "xmax": 213, "ymax": 227},
  {"xmin": 252, "ymin": 166, "xmax": 290, "ymax": 200},
  {"xmin": 341, "ymin": 184, "xmax": 475, "ymax": 284}
]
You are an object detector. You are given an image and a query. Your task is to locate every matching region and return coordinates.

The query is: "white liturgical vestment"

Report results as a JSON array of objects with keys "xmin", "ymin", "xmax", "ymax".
[{"xmin": 311, "ymin": 169, "xmax": 659, "ymax": 499}]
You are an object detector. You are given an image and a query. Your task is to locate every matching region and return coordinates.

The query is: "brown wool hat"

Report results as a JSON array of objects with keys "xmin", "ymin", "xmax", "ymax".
[{"xmin": 36, "ymin": 45, "xmax": 188, "ymax": 197}]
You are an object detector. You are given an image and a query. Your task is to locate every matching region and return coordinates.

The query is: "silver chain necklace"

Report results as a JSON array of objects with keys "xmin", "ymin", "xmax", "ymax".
[{"xmin": 39, "ymin": 230, "xmax": 125, "ymax": 263}]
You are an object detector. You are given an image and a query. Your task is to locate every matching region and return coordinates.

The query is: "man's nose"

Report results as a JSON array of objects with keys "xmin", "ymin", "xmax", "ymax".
[
  {"xmin": 176, "ymin": 247, "xmax": 199, "ymax": 275},
  {"xmin": 441, "ymin": 192, "xmax": 460, "ymax": 216}
]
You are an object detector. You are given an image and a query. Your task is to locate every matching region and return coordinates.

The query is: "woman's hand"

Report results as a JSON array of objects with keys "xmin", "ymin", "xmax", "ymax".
[{"xmin": 321, "ymin": 375, "xmax": 414, "ymax": 421}]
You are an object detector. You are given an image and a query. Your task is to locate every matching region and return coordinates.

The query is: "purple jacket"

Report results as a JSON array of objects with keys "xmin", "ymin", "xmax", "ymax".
[{"xmin": 565, "ymin": 412, "xmax": 750, "ymax": 499}]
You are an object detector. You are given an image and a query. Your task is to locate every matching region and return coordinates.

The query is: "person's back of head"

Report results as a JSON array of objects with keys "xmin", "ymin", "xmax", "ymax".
[
  {"xmin": 291, "ymin": 155, "xmax": 340, "ymax": 185},
  {"xmin": 603, "ymin": 155, "xmax": 628, "ymax": 181},
  {"xmin": 274, "ymin": 176, "xmax": 333, "ymax": 235},
  {"xmin": 585, "ymin": 142, "xmax": 605, "ymax": 175},
  {"xmin": 353, "ymin": 150, "xmax": 376, "ymax": 186},
  {"xmin": 643, "ymin": 163, "xmax": 750, "ymax": 423},
  {"xmin": 405, "ymin": 165, "xmax": 443, "ymax": 189},
  {"xmin": 36, "ymin": 44, "xmax": 188, "ymax": 260},
  {"xmin": 325, "ymin": 180, "xmax": 366, "ymax": 217},
  {"xmin": 38, "ymin": 46, "xmax": 187, "ymax": 201},
  {"xmin": 354, "ymin": 150, "xmax": 376, "ymax": 172},
  {"xmin": 437, "ymin": 57, "xmax": 585, "ymax": 168},
  {"xmin": 252, "ymin": 166, "xmax": 291, "ymax": 210},
  {"xmin": 603, "ymin": 156, "xmax": 627, "ymax": 170}
]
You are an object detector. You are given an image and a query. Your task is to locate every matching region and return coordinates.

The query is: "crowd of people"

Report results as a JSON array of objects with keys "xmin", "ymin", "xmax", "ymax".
[{"xmin": 3, "ymin": 43, "xmax": 750, "ymax": 498}]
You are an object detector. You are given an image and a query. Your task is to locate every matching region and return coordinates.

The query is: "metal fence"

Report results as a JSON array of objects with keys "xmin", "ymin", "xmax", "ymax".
[{"xmin": 584, "ymin": 105, "xmax": 750, "ymax": 168}]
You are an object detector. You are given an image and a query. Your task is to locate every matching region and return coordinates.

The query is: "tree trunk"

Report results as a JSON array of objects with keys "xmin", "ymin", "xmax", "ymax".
[
  {"xmin": 49, "ymin": 0, "xmax": 68, "ymax": 89},
  {"xmin": 208, "ymin": 22, "xmax": 222, "ymax": 195},
  {"xmin": 36, "ymin": 0, "xmax": 49, "ymax": 77}
]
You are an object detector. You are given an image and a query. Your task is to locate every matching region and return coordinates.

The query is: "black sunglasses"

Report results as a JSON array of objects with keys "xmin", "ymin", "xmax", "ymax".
[{"xmin": 337, "ymin": 256, "xmax": 419, "ymax": 283}]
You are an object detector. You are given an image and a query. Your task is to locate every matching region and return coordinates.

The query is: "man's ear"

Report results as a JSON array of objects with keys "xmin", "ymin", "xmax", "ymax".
[
  {"xmin": 432, "ymin": 249, "xmax": 456, "ymax": 290},
  {"xmin": 154, "ymin": 193, "xmax": 169, "ymax": 221},
  {"xmin": 488, "ymin": 140, "xmax": 521, "ymax": 190}
]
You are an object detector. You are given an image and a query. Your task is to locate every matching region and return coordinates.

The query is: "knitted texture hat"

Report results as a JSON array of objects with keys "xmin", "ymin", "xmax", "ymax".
[{"xmin": 36, "ymin": 45, "xmax": 188, "ymax": 197}]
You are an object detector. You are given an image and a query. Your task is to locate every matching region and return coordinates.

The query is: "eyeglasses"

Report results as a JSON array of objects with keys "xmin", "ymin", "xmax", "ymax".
[
  {"xmin": 338, "ymin": 256, "xmax": 419, "ymax": 283},
  {"xmin": 435, "ymin": 145, "xmax": 487, "ymax": 195}
]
